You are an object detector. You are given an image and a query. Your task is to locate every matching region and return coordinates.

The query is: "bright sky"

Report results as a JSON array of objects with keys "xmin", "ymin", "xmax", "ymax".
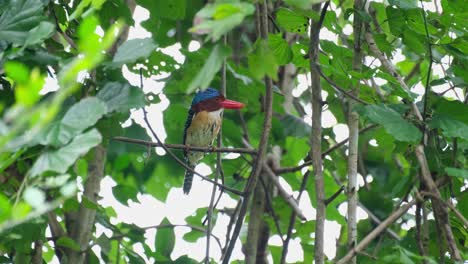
[{"xmin": 44, "ymin": 1, "xmax": 465, "ymax": 263}]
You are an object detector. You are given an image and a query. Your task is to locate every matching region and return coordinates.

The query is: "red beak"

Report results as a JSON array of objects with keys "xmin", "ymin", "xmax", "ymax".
[{"xmin": 220, "ymin": 99, "xmax": 244, "ymax": 109}]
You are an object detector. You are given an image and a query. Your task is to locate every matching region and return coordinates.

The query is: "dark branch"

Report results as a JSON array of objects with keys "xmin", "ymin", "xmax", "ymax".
[{"xmin": 112, "ymin": 136, "xmax": 257, "ymax": 155}]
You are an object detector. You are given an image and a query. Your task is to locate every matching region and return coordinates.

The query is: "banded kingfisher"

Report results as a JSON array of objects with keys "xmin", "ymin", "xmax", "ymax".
[{"xmin": 183, "ymin": 88, "xmax": 244, "ymax": 194}]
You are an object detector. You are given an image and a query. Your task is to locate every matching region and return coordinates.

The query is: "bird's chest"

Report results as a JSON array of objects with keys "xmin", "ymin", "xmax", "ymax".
[{"xmin": 186, "ymin": 109, "xmax": 223, "ymax": 147}]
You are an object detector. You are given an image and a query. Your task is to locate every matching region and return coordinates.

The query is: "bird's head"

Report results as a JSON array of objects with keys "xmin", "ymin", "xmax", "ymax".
[{"xmin": 191, "ymin": 88, "xmax": 244, "ymax": 112}]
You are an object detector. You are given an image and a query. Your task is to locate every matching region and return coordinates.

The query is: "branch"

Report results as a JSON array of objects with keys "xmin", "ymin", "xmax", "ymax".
[
  {"xmin": 312, "ymin": 63, "xmax": 369, "ymax": 105},
  {"xmin": 140, "ymin": 109, "xmax": 243, "ymax": 196},
  {"xmin": 221, "ymin": 1, "xmax": 274, "ymax": 262},
  {"xmin": 420, "ymin": 0, "xmax": 433, "ymax": 122},
  {"xmin": 347, "ymin": 1, "xmax": 365, "ymax": 262},
  {"xmin": 366, "ymin": 26, "xmax": 461, "ymax": 261},
  {"xmin": 68, "ymin": 145, "xmax": 107, "ymax": 264},
  {"xmin": 310, "ymin": 2, "xmax": 328, "ymax": 263},
  {"xmin": 112, "ymin": 136, "xmax": 256, "ymax": 155},
  {"xmin": 32, "ymin": 240, "xmax": 43, "ymax": 264},
  {"xmin": 205, "ymin": 34, "xmax": 228, "ymax": 264},
  {"xmin": 336, "ymin": 199, "xmax": 417, "ymax": 264},
  {"xmin": 421, "ymin": 191, "xmax": 468, "ymax": 229},
  {"xmin": 262, "ymin": 163, "xmax": 306, "ymax": 220}
]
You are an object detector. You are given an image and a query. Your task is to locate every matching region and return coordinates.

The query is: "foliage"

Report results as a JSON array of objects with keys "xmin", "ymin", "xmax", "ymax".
[{"xmin": 0, "ymin": 0, "xmax": 467, "ymax": 263}]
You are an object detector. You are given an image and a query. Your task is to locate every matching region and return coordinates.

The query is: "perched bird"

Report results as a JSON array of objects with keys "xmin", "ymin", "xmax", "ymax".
[{"xmin": 183, "ymin": 88, "xmax": 244, "ymax": 194}]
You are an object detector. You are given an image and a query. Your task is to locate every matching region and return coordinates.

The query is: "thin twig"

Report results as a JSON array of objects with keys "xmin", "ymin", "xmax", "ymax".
[
  {"xmin": 263, "ymin": 163, "xmax": 306, "ymax": 220},
  {"xmin": 112, "ymin": 136, "xmax": 256, "ymax": 155},
  {"xmin": 421, "ymin": 191, "xmax": 468, "ymax": 228},
  {"xmin": 325, "ymin": 185, "xmax": 345, "ymax": 205},
  {"xmin": 420, "ymin": 0, "xmax": 433, "ymax": 123},
  {"xmin": 336, "ymin": 200, "xmax": 417, "ymax": 264},
  {"xmin": 259, "ymin": 176, "xmax": 284, "ymax": 241},
  {"xmin": 205, "ymin": 33, "xmax": 228, "ymax": 264}
]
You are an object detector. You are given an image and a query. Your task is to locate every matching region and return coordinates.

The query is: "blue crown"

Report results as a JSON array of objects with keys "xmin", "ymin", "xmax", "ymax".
[{"xmin": 191, "ymin": 88, "xmax": 220, "ymax": 105}]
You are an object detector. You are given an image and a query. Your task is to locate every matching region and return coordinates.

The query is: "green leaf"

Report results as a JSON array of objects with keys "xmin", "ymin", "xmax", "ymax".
[
  {"xmin": 111, "ymin": 38, "xmax": 157, "ymax": 67},
  {"xmin": 0, "ymin": 193, "xmax": 12, "ymax": 222},
  {"xmin": 190, "ymin": 2, "xmax": 255, "ymax": 41},
  {"xmin": 23, "ymin": 21, "xmax": 55, "ymax": 48},
  {"xmin": 389, "ymin": 0, "xmax": 418, "ymax": 9},
  {"xmin": 386, "ymin": 6, "xmax": 405, "ymax": 36},
  {"xmin": 112, "ymin": 184, "xmax": 139, "ymax": 206},
  {"xmin": 281, "ymin": 114, "xmax": 311, "ymax": 138},
  {"xmin": 248, "ymin": 39, "xmax": 279, "ymax": 81},
  {"xmin": 187, "ymin": 44, "xmax": 232, "ymax": 93},
  {"xmin": 183, "ymin": 207, "xmax": 208, "ymax": 242},
  {"xmin": 276, "ymin": 8, "xmax": 308, "ymax": 34},
  {"xmin": 97, "ymin": 82, "xmax": 146, "ymax": 113},
  {"xmin": 268, "ymin": 33, "xmax": 292, "ymax": 65},
  {"xmin": 155, "ymin": 218, "xmax": 175, "ymax": 259},
  {"xmin": 60, "ymin": 98, "xmax": 107, "ymax": 142},
  {"xmin": 143, "ymin": 0, "xmax": 186, "ymax": 20},
  {"xmin": 0, "ymin": 0, "xmax": 46, "ymax": 45},
  {"xmin": 429, "ymin": 114, "xmax": 468, "ymax": 141},
  {"xmin": 284, "ymin": 0, "xmax": 328, "ymax": 10},
  {"xmin": 30, "ymin": 129, "xmax": 102, "ymax": 177},
  {"xmin": 445, "ymin": 167, "xmax": 468, "ymax": 180},
  {"xmin": 4, "ymin": 61, "xmax": 45, "ymax": 107},
  {"xmin": 358, "ymin": 104, "xmax": 422, "ymax": 142},
  {"xmin": 56, "ymin": 237, "xmax": 80, "ymax": 251}
]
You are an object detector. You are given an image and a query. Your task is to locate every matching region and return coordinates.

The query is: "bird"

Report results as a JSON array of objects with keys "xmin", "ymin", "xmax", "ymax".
[{"xmin": 182, "ymin": 88, "xmax": 244, "ymax": 194}]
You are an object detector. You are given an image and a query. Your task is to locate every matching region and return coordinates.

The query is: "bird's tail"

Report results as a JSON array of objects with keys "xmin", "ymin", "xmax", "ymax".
[{"xmin": 183, "ymin": 165, "xmax": 195, "ymax": 194}]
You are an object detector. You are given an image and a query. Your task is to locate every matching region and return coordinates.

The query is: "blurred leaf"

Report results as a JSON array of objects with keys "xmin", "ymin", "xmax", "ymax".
[
  {"xmin": 97, "ymin": 82, "xmax": 145, "ymax": 113},
  {"xmin": 4, "ymin": 62, "xmax": 44, "ymax": 107},
  {"xmin": 386, "ymin": 6, "xmax": 405, "ymax": 36},
  {"xmin": 111, "ymin": 38, "xmax": 157, "ymax": 67},
  {"xmin": 445, "ymin": 167, "xmax": 468, "ymax": 180},
  {"xmin": 284, "ymin": 0, "xmax": 328, "ymax": 9},
  {"xmin": 357, "ymin": 104, "xmax": 422, "ymax": 142},
  {"xmin": 0, "ymin": 0, "xmax": 46, "ymax": 45},
  {"xmin": 190, "ymin": 2, "xmax": 255, "ymax": 41},
  {"xmin": 389, "ymin": 0, "xmax": 417, "ymax": 9},
  {"xmin": 281, "ymin": 114, "xmax": 311, "ymax": 138},
  {"xmin": 145, "ymin": 0, "xmax": 186, "ymax": 20},
  {"xmin": 53, "ymin": 97, "xmax": 107, "ymax": 146},
  {"xmin": 30, "ymin": 129, "xmax": 102, "ymax": 177},
  {"xmin": 187, "ymin": 44, "xmax": 231, "ymax": 93},
  {"xmin": 429, "ymin": 114, "xmax": 468, "ymax": 141},
  {"xmin": 23, "ymin": 187, "xmax": 45, "ymax": 209},
  {"xmin": 23, "ymin": 21, "xmax": 55, "ymax": 48},
  {"xmin": 0, "ymin": 193, "xmax": 12, "ymax": 222},
  {"xmin": 56, "ymin": 237, "xmax": 80, "ymax": 251},
  {"xmin": 155, "ymin": 218, "xmax": 175, "ymax": 259}
]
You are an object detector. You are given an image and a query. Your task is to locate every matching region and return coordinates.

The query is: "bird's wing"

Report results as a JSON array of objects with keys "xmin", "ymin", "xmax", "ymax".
[{"xmin": 183, "ymin": 109, "xmax": 195, "ymax": 158}]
